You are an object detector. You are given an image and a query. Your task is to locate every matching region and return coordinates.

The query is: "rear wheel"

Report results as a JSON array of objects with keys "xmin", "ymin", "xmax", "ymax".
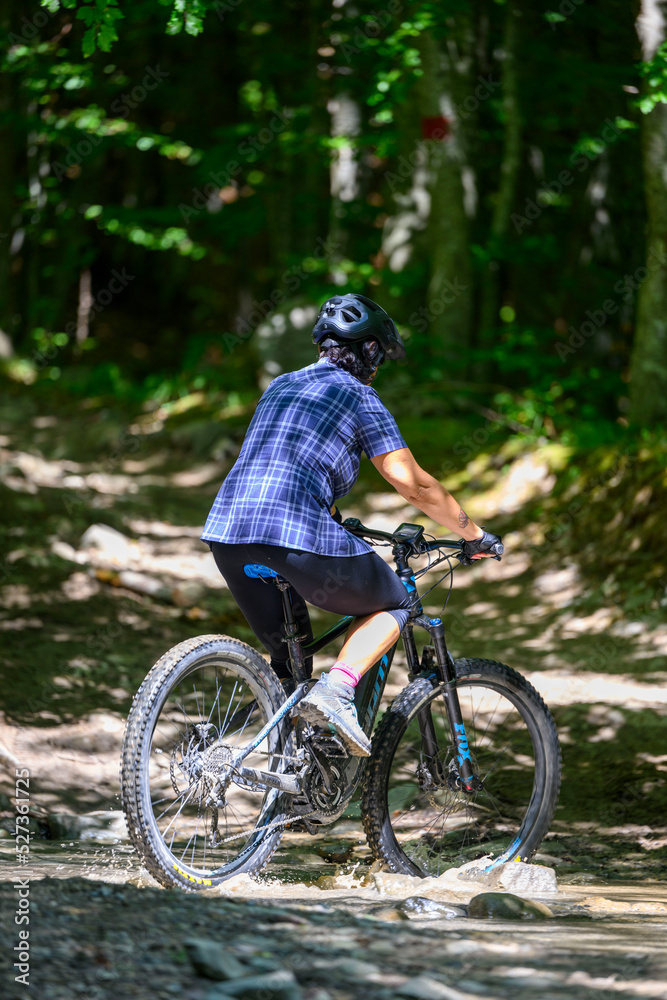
[
  {"xmin": 362, "ymin": 658, "xmax": 561, "ymax": 877},
  {"xmin": 121, "ymin": 635, "xmax": 293, "ymax": 890}
]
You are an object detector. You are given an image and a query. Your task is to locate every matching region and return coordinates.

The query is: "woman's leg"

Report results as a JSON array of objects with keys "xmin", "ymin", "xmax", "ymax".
[{"xmin": 334, "ymin": 611, "xmax": 400, "ymax": 679}]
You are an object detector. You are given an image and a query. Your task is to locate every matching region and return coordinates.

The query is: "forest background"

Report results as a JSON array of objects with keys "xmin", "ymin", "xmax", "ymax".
[{"xmin": 1, "ymin": 0, "xmax": 667, "ymax": 709}]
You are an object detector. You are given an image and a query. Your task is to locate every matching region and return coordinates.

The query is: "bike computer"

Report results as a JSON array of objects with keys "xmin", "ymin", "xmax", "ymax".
[{"xmin": 392, "ymin": 523, "xmax": 425, "ymax": 545}]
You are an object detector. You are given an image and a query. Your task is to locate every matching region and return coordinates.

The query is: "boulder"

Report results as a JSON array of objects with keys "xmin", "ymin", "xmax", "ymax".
[{"xmin": 467, "ymin": 892, "xmax": 553, "ymax": 920}]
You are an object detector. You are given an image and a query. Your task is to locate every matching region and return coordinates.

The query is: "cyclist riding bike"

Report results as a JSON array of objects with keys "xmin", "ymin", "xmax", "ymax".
[{"xmin": 201, "ymin": 293, "xmax": 502, "ymax": 757}]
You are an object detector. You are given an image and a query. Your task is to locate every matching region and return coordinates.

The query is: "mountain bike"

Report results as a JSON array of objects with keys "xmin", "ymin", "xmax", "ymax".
[{"xmin": 120, "ymin": 518, "xmax": 561, "ymax": 891}]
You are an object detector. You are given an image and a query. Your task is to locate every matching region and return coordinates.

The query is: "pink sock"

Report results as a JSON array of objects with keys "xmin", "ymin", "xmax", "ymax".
[{"xmin": 330, "ymin": 662, "xmax": 362, "ymax": 688}]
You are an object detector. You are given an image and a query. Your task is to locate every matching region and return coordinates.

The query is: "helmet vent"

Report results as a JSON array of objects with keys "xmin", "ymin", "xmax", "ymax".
[
  {"xmin": 342, "ymin": 307, "xmax": 361, "ymax": 322},
  {"xmin": 383, "ymin": 320, "xmax": 395, "ymax": 337}
]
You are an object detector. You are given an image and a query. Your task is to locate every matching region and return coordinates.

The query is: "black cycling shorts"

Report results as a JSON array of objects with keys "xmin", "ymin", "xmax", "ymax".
[{"xmin": 209, "ymin": 541, "xmax": 413, "ymax": 679}]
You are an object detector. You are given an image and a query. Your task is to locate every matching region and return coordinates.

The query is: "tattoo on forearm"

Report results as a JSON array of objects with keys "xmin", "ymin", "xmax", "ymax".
[{"xmin": 458, "ymin": 508, "xmax": 469, "ymax": 529}]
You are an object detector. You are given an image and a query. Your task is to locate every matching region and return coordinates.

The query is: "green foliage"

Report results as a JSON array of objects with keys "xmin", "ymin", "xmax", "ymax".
[
  {"xmin": 638, "ymin": 40, "xmax": 667, "ymax": 114},
  {"xmin": 0, "ymin": 0, "xmax": 652, "ymax": 440}
]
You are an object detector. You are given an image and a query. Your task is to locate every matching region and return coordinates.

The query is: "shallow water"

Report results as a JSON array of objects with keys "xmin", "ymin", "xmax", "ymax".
[{"xmin": 3, "ymin": 827, "xmax": 667, "ymax": 998}]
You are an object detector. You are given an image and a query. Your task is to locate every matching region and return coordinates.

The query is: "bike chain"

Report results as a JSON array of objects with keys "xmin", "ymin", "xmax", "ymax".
[{"xmin": 208, "ymin": 804, "xmax": 319, "ymax": 847}]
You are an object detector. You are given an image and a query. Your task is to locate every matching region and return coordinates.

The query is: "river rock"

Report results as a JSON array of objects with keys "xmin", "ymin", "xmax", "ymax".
[
  {"xmin": 467, "ymin": 892, "xmax": 553, "ymax": 920},
  {"xmin": 452, "ymin": 858, "xmax": 558, "ymax": 894},
  {"xmin": 204, "ymin": 968, "xmax": 301, "ymax": 999},
  {"xmin": 399, "ymin": 897, "xmax": 466, "ymax": 920},
  {"xmin": 496, "ymin": 860, "xmax": 558, "ymax": 894},
  {"xmin": 397, "ymin": 975, "xmax": 471, "ymax": 1000},
  {"xmin": 184, "ymin": 938, "xmax": 247, "ymax": 980},
  {"xmin": 48, "ymin": 810, "xmax": 128, "ymax": 842}
]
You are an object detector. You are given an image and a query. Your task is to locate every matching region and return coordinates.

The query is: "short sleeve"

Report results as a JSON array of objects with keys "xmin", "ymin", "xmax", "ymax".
[{"xmin": 356, "ymin": 389, "xmax": 407, "ymax": 459}]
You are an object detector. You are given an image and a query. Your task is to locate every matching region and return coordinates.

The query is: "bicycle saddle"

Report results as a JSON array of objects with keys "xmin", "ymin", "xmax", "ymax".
[{"xmin": 243, "ymin": 563, "xmax": 286, "ymax": 582}]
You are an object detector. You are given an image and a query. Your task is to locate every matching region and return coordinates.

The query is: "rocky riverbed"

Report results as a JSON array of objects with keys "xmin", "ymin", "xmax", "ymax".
[{"xmin": 2, "ymin": 842, "xmax": 667, "ymax": 1000}]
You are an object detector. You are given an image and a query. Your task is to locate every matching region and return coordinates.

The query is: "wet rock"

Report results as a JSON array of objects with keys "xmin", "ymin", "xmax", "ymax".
[
  {"xmin": 452, "ymin": 858, "xmax": 558, "ymax": 895},
  {"xmin": 315, "ymin": 875, "xmax": 337, "ymax": 890},
  {"xmin": 496, "ymin": 860, "xmax": 558, "ymax": 895},
  {"xmin": 48, "ymin": 810, "xmax": 128, "ymax": 843},
  {"xmin": 397, "ymin": 974, "xmax": 471, "ymax": 999},
  {"xmin": 467, "ymin": 892, "xmax": 553, "ymax": 920},
  {"xmin": 204, "ymin": 968, "xmax": 300, "ymax": 999},
  {"xmin": 184, "ymin": 938, "xmax": 247, "ymax": 981},
  {"xmin": 399, "ymin": 897, "xmax": 466, "ymax": 920}
]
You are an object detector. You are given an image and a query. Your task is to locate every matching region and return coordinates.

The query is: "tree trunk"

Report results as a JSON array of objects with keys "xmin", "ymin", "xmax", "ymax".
[
  {"xmin": 478, "ymin": 0, "xmax": 521, "ymax": 339},
  {"xmin": 0, "ymin": 0, "xmax": 19, "ymax": 344},
  {"xmin": 630, "ymin": 1, "xmax": 667, "ymax": 424},
  {"xmin": 415, "ymin": 18, "xmax": 475, "ymax": 367}
]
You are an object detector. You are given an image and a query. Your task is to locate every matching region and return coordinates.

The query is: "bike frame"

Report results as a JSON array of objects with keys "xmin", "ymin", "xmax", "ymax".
[{"xmin": 229, "ymin": 535, "xmax": 476, "ymax": 794}]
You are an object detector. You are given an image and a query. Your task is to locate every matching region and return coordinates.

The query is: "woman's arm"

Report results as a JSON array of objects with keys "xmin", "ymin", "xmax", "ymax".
[{"xmin": 370, "ymin": 447, "xmax": 484, "ymax": 542}]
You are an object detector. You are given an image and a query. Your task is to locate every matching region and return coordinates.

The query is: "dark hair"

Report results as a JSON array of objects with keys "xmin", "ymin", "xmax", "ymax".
[{"xmin": 318, "ymin": 338, "xmax": 383, "ymax": 384}]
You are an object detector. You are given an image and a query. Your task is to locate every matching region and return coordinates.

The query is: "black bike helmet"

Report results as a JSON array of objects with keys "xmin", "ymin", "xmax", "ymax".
[{"xmin": 312, "ymin": 293, "xmax": 406, "ymax": 361}]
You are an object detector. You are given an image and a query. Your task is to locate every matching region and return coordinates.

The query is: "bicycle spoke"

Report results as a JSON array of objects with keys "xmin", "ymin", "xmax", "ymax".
[{"xmin": 380, "ymin": 678, "xmax": 543, "ymax": 874}]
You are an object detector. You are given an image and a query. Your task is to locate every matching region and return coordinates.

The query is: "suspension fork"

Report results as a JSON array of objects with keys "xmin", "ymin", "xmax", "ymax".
[{"xmin": 423, "ymin": 617, "xmax": 477, "ymax": 791}]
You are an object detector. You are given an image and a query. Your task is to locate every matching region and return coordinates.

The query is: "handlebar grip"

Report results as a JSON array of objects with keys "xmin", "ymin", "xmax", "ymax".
[{"xmin": 491, "ymin": 542, "xmax": 504, "ymax": 556}]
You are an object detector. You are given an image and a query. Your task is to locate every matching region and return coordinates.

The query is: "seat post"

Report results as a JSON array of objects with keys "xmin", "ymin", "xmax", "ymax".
[{"xmin": 274, "ymin": 579, "xmax": 309, "ymax": 683}]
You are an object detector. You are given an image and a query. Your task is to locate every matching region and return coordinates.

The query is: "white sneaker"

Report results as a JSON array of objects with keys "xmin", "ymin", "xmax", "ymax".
[{"xmin": 295, "ymin": 673, "xmax": 371, "ymax": 757}]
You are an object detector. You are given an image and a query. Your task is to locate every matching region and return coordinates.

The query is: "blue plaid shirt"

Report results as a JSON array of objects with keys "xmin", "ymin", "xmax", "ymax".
[{"xmin": 201, "ymin": 357, "xmax": 407, "ymax": 556}]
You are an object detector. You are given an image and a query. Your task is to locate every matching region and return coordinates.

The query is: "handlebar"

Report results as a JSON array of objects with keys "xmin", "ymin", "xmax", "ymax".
[{"xmin": 341, "ymin": 516, "xmax": 503, "ymax": 562}]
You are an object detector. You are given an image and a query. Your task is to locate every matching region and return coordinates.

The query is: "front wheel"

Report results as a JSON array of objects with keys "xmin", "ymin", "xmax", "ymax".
[
  {"xmin": 362, "ymin": 657, "xmax": 561, "ymax": 877},
  {"xmin": 121, "ymin": 635, "xmax": 293, "ymax": 890}
]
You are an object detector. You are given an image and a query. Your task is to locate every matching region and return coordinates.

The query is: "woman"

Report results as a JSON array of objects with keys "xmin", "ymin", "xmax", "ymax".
[{"xmin": 202, "ymin": 293, "xmax": 501, "ymax": 756}]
